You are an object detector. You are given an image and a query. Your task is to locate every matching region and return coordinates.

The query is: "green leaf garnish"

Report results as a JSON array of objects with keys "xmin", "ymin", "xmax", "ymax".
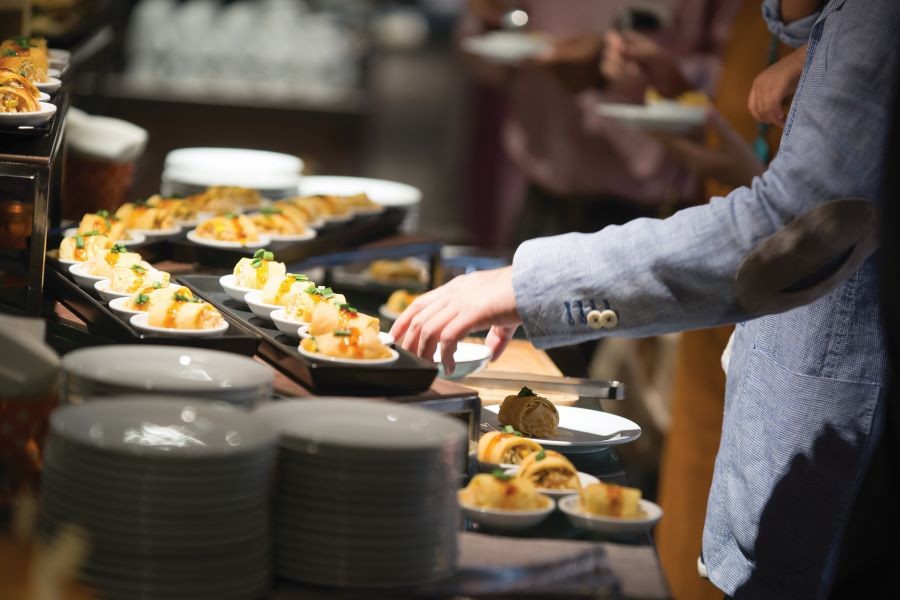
[
  {"xmin": 151, "ymin": 281, "xmax": 163, "ymax": 289},
  {"xmin": 290, "ymin": 273, "xmax": 309, "ymax": 282},
  {"xmin": 130, "ymin": 264, "xmax": 147, "ymax": 274},
  {"xmin": 517, "ymin": 386, "xmax": 534, "ymax": 398},
  {"xmin": 75, "ymin": 235, "xmax": 85, "ymax": 249},
  {"xmin": 13, "ymin": 36, "xmax": 33, "ymax": 48},
  {"xmin": 2, "ymin": 49, "xmax": 17, "ymax": 57},
  {"xmin": 134, "ymin": 293, "xmax": 150, "ymax": 305},
  {"xmin": 333, "ymin": 329, "xmax": 352, "ymax": 337},
  {"xmin": 502, "ymin": 425, "xmax": 523, "ymax": 436},
  {"xmin": 338, "ymin": 303, "xmax": 357, "ymax": 313},
  {"xmin": 224, "ymin": 212, "xmax": 238, "ymax": 219},
  {"xmin": 260, "ymin": 206, "xmax": 282, "ymax": 215},
  {"xmin": 174, "ymin": 292, "xmax": 193, "ymax": 302},
  {"xmin": 307, "ymin": 285, "xmax": 334, "ymax": 299},
  {"xmin": 491, "ymin": 469, "xmax": 513, "ymax": 481},
  {"xmin": 535, "ymin": 449, "xmax": 546, "ymax": 461},
  {"xmin": 95, "ymin": 209, "xmax": 110, "ymax": 218},
  {"xmin": 109, "ymin": 243, "xmax": 127, "ymax": 254}
]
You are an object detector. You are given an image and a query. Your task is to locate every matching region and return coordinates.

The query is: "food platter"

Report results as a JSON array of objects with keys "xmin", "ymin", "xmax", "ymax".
[{"xmin": 481, "ymin": 405, "xmax": 641, "ymax": 451}]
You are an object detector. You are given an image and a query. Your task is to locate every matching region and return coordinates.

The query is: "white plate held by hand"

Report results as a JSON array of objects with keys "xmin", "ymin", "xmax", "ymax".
[{"xmin": 482, "ymin": 405, "xmax": 641, "ymax": 451}]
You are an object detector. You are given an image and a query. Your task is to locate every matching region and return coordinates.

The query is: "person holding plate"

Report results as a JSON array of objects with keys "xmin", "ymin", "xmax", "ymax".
[{"xmin": 397, "ymin": 0, "xmax": 899, "ymax": 597}]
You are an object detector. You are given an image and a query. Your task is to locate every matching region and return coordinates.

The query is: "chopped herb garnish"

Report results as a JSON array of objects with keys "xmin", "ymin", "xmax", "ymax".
[
  {"xmin": 82, "ymin": 229, "xmax": 100, "ymax": 237},
  {"xmin": 290, "ymin": 273, "xmax": 309, "ymax": 282},
  {"xmin": 535, "ymin": 449, "xmax": 546, "ymax": 461},
  {"xmin": 174, "ymin": 292, "xmax": 193, "ymax": 303},
  {"xmin": 502, "ymin": 425, "xmax": 523, "ymax": 436},
  {"xmin": 224, "ymin": 212, "xmax": 238, "ymax": 219},
  {"xmin": 338, "ymin": 303, "xmax": 357, "ymax": 313},
  {"xmin": 109, "ymin": 243, "xmax": 127, "ymax": 254},
  {"xmin": 95, "ymin": 209, "xmax": 110, "ymax": 218},
  {"xmin": 2, "ymin": 50, "xmax": 17, "ymax": 57},
  {"xmin": 260, "ymin": 206, "xmax": 282, "ymax": 215},
  {"xmin": 333, "ymin": 329, "xmax": 352, "ymax": 337},
  {"xmin": 517, "ymin": 386, "xmax": 534, "ymax": 398},
  {"xmin": 75, "ymin": 235, "xmax": 85, "ymax": 249},
  {"xmin": 252, "ymin": 248, "xmax": 274, "ymax": 260},
  {"xmin": 491, "ymin": 469, "xmax": 513, "ymax": 481},
  {"xmin": 135, "ymin": 293, "xmax": 150, "ymax": 305},
  {"xmin": 13, "ymin": 36, "xmax": 33, "ymax": 48},
  {"xmin": 130, "ymin": 264, "xmax": 147, "ymax": 274},
  {"xmin": 307, "ymin": 285, "xmax": 334, "ymax": 299},
  {"xmin": 151, "ymin": 281, "xmax": 163, "ymax": 289}
]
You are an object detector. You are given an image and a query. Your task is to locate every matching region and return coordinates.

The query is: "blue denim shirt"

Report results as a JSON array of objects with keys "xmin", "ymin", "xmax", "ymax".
[{"xmin": 512, "ymin": 1, "xmax": 898, "ymax": 597}]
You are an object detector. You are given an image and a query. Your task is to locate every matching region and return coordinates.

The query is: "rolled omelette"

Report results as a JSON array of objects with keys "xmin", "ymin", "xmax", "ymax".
[
  {"xmin": 0, "ymin": 56, "xmax": 46, "ymax": 83},
  {"xmin": 497, "ymin": 388, "xmax": 559, "ymax": 438},
  {"xmin": 0, "ymin": 85, "xmax": 37, "ymax": 113},
  {"xmin": 516, "ymin": 449, "xmax": 580, "ymax": 491},
  {"xmin": 476, "ymin": 431, "xmax": 543, "ymax": 465},
  {"xmin": 581, "ymin": 482, "xmax": 642, "ymax": 518},
  {"xmin": 0, "ymin": 68, "xmax": 39, "ymax": 98},
  {"xmin": 149, "ymin": 294, "xmax": 223, "ymax": 329}
]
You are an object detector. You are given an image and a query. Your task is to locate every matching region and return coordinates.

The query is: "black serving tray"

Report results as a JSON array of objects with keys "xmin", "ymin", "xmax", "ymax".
[
  {"xmin": 45, "ymin": 262, "xmax": 261, "ymax": 355},
  {"xmin": 177, "ymin": 274, "xmax": 438, "ymax": 396}
]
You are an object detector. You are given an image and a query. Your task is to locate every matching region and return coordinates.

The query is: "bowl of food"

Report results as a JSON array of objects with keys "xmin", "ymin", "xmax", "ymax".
[
  {"xmin": 502, "ymin": 449, "xmax": 599, "ymax": 499},
  {"xmin": 458, "ymin": 471, "xmax": 554, "ymax": 530},
  {"xmin": 558, "ymin": 483, "xmax": 662, "ymax": 535}
]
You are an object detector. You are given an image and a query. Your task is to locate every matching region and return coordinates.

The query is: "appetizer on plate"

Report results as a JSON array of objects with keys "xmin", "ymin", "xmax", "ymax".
[
  {"xmin": 476, "ymin": 431, "xmax": 543, "ymax": 466},
  {"xmin": 75, "ymin": 210, "xmax": 128, "ymax": 241},
  {"xmin": 498, "ymin": 386, "xmax": 559, "ymax": 438},
  {"xmin": 148, "ymin": 290, "xmax": 224, "ymax": 330},
  {"xmin": 1, "ymin": 37, "xmax": 49, "ymax": 72},
  {"xmin": 194, "ymin": 213, "xmax": 261, "ymax": 244},
  {"xmin": 283, "ymin": 283, "xmax": 346, "ymax": 321},
  {"xmin": 385, "ymin": 289, "xmax": 420, "ymax": 316},
  {"xmin": 233, "ymin": 249, "xmax": 287, "ymax": 290},
  {"xmin": 249, "ymin": 207, "xmax": 309, "ymax": 237},
  {"xmin": 123, "ymin": 284, "xmax": 190, "ymax": 313},
  {"xmin": 299, "ymin": 327, "xmax": 394, "ymax": 361},
  {"xmin": 458, "ymin": 471, "xmax": 551, "ymax": 511},
  {"xmin": 115, "ymin": 201, "xmax": 177, "ymax": 231},
  {"xmin": 312, "ymin": 194, "xmax": 353, "ymax": 218},
  {"xmin": 58, "ymin": 231, "xmax": 112, "ymax": 262},
  {"xmin": 645, "ymin": 87, "xmax": 709, "ymax": 108},
  {"xmin": 108, "ymin": 263, "xmax": 170, "ymax": 294},
  {"xmin": 262, "ymin": 273, "xmax": 321, "ymax": 306},
  {"xmin": 85, "ymin": 244, "xmax": 148, "ymax": 279},
  {"xmin": 367, "ymin": 259, "xmax": 427, "ymax": 284},
  {"xmin": 269, "ymin": 201, "xmax": 311, "ymax": 230},
  {"xmin": 516, "ymin": 449, "xmax": 580, "ymax": 492},
  {"xmin": 188, "ymin": 186, "xmax": 262, "ymax": 215},
  {"xmin": 344, "ymin": 193, "xmax": 381, "ymax": 212},
  {"xmin": 307, "ymin": 302, "xmax": 379, "ymax": 337},
  {"xmin": 0, "ymin": 68, "xmax": 40, "ymax": 100},
  {"xmin": 285, "ymin": 196, "xmax": 328, "ymax": 223},
  {"xmin": 0, "ymin": 53, "xmax": 46, "ymax": 83},
  {"xmin": 580, "ymin": 482, "xmax": 644, "ymax": 518},
  {"xmin": 145, "ymin": 194, "xmax": 198, "ymax": 223}
]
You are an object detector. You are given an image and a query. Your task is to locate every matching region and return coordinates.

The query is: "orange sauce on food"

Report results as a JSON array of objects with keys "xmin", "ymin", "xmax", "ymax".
[
  {"xmin": 74, "ymin": 247, "xmax": 86, "ymax": 261},
  {"xmin": 338, "ymin": 308, "xmax": 355, "ymax": 329},
  {"xmin": 232, "ymin": 216, "xmax": 246, "ymax": 243},
  {"xmin": 105, "ymin": 252, "xmax": 120, "ymax": 268},
  {"xmin": 163, "ymin": 295, "xmax": 189, "ymax": 328},
  {"xmin": 337, "ymin": 327, "xmax": 364, "ymax": 359},
  {"xmin": 256, "ymin": 260, "xmax": 269, "ymax": 289},
  {"xmin": 483, "ymin": 433, "xmax": 513, "ymax": 460},
  {"xmin": 275, "ymin": 277, "xmax": 295, "ymax": 305},
  {"xmin": 127, "ymin": 269, "xmax": 147, "ymax": 293}
]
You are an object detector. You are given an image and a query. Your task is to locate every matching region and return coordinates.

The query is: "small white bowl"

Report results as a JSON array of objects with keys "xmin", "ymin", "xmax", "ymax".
[
  {"xmin": 266, "ymin": 228, "xmax": 317, "ymax": 242},
  {"xmin": 297, "ymin": 342, "xmax": 399, "ymax": 366},
  {"xmin": 298, "ymin": 327, "xmax": 394, "ymax": 346},
  {"xmin": 49, "ymin": 48, "xmax": 71, "ymax": 63},
  {"xmin": 270, "ymin": 309, "xmax": 307, "ymax": 339},
  {"xmin": 378, "ymin": 304, "xmax": 401, "ymax": 321},
  {"xmin": 186, "ymin": 229, "xmax": 271, "ymax": 249},
  {"xmin": 108, "ymin": 296, "xmax": 144, "ymax": 316},
  {"xmin": 351, "ymin": 205, "xmax": 385, "ymax": 216},
  {"xmin": 458, "ymin": 493, "xmax": 555, "ymax": 531},
  {"xmin": 56, "ymin": 257, "xmax": 79, "ymax": 267},
  {"xmin": 38, "ymin": 92, "xmax": 51, "ymax": 102},
  {"xmin": 557, "ymin": 495, "xmax": 663, "ymax": 535},
  {"xmin": 502, "ymin": 468, "xmax": 600, "ymax": 499},
  {"xmin": 94, "ymin": 279, "xmax": 132, "ymax": 302},
  {"xmin": 68, "ymin": 263, "xmax": 107, "ymax": 290},
  {"xmin": 0, "ymin": 101, "xmax": 56, "ymax": 126},
  {"xmin": 219, "ymin": 274, "xmax": 256, "ymax": 303},
  {"xmin": 434, "ymin": 342, "xmax": 492, "ymax": 380},
  {"xmin": 35, "ymin": 77, "xmax": 61, "ymax": 93},
  {"xmin": 130, "ymin": 312, "xmax": 228, "ymax": 338},
  {"xmin": 128, "ymin": 226, "xmax": 182, "ymax": 238},
  {"xmin": 47, "ymin": 68, "xmax": 61, "ymax": 79},
  {"xmin": 61, "ymin": 229, "xmax": 146, "ymax": 246},
  {"xmin": 244, "ymin": 290, "xmax": 282, "ymax": 321},
  {"xmin": 322, "ymin": 212, "xmax": 354, "ymax": 224}
]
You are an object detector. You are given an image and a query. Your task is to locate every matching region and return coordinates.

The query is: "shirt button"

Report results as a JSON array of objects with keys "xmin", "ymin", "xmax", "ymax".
[{"xmin": 587, "ymin": 309, "xmax": 618, "ymax": 330}]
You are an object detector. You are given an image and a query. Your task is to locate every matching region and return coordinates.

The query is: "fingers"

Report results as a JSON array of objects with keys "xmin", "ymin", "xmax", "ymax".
[
  {"xmin": 399, "ymin": 297, "xmax": 449, "ymax": 355},
  {"xmin": 389, "ymin": 288, "xmax": 440, "ymax": 343},
  {"xmin": 485, "ymin": 325, "xmax": 516, "ymax": 360},
  {"xmin": 417, "ymin": 305, "xmax": 458, "ymax": 362}
]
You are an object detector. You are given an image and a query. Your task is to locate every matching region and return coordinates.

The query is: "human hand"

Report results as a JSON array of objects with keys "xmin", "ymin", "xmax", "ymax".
[
  {"xmin": 527, "ymin": 34, "xmax": 605, "ymax": 93},
  {"xmin": 389, "ymin": 266, "xmax": 521, "ymax": 376},
  {"xmin": 748, "ymin": 44, "xmax": 806, "ymax": 127},
  {"xmin": 601, "ymin": 30, "xmax": 690, "ymax": 99},
  {"xmin": 653, "ymin": 109, "xmax": 765, "ymax": 188}
]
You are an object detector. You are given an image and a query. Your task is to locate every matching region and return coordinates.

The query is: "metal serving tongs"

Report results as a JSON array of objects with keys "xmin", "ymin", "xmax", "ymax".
[{"xmin": 460, "ymin": 371, "xmax": 625, "ymax": 401}]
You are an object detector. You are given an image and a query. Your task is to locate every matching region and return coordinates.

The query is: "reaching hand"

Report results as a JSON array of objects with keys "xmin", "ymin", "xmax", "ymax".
[
  {"xmin": 601, "ymin": 30, "xmax": 690, "ymax": 99},
  {"xmin": 389, "ymin": 266, "xmax": 521, "ymax": 376},
  {"xmin": 528, "ymin": 34, "xmax": 605, "ymax": 93},
  {"xmin": 748, "ymin": 44, "xmax": 806, "ymax": 128},
  {"xmin": 653, "ymin": 109, "xmax": 766, "ymax": 188}
]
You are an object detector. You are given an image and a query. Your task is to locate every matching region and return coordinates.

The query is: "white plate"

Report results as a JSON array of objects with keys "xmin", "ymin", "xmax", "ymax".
[
  {"xmin": 502, "ymin": 467, "xmax": 600, "ymax": 499},
  {"xmin": 38, "ymin": 92, "xmax": 51, "ymax": 102},
  {"xmin": 62, "ymin": 228, "xmax": 146, "ymax": 246},
  {"xmin": 56, "ymin": 257, "xmax": 79, "ymax": 267},
  {"xmin": 128, "ymin": 226, "xmax": 182, "ymax": 238},
  {"xmin": 68, "ymin": 262, "xmax": 107, "ymax": 290},
  {"xmin": 298, "ymin": 326, "xmax": 394, "ymax": 346},
  {"xmin": 458, "ymin": 493, "xmax": 554, "ymax": 530},
  {"xmin": 434, "ymin": 342, "xmax": 491, "ymax": 380},
  {"xmin": 298, "ymin": 176, "xmax": 421, "ymax": 209},
  {"xmin": 595, "ymin": 102, "xmax": 706, "ymax": 134},
  {"xmin": 94, "ymin": 279, "xmax": 133, "ymax": 302},
  {"xmin": 460, "ymin": 31, "xmax": 550, "ymax": 65},
  {"xmin": 482, "ymin": 405, "xmax": 641, "ymax": 451},
  {"xmin": 0, "ymin": 101, "xmax": 56, "ymax": 125},
  {"xmin": 47, "ymin": 68, "xmax": 61, "ymax": 78},
  {"xmin": 558, "ymin": 495, "xmax": 662, "ymax": 535},
  {"xmin": 219, "ymin": 274, "xmax": 256, "ymax": 303},
  {"xmin": 270, "ymin": 309, "xmax": 307, "ymax": 339},
  {"xmin": 49, "ymin": 48, "xmax": 71, "ymax": 63},
  {"xmin": 379, "ymin": 304, "xmax": 401, "ymax": 321},
  {"xmin": 61, "ymin": 345, "xmax": 274, "ymax": 394},
  {"xmin": 322, "ymin": 212, "xmax": 354, "ymax": 224},
  {"xmin": 107, "ymin": 296, "xmax": 144, "ymax": 316},
  {"xmin": 163, "ymin": 147, "xmax": 302, "ymax": 190},
  {"xmin": 130, "ymin": 312, "xmax": 228, "ymax": 337},
  {"xmin": 244, "ymin": 290, "xmax": 281, "ymax": 321},
  {"xmin": 186, "ymin": 229, "xmax": 270, "ymax": 249},
  {"xmin": 35, "ymin": 77, "xmax": 61, "ymax": 93},
  {"xmin": 258, "ymin": 228, "xmax": 317, "ymax": 242},
  {"xmin": 297, "ymin": 342, "xmax": 399, "ymax": 366}
]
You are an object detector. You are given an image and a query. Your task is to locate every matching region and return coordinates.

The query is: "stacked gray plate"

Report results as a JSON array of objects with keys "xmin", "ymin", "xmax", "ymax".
[
  {"xmin": 60, "ymin": 345, "xmax": 274, "ymax": 409},
  {"xmin": 255, "ymin": 398, "xmax": 467, "ymax": 588},
  {"xmin": 37, "ymin": 397, "xmax": 277, "ymax": 600}
]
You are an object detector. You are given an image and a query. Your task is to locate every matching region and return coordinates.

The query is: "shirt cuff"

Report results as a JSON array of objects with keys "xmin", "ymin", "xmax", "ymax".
[{"xmin": 762, "ymin": 2, "xmax": 820, "ymax": 47}]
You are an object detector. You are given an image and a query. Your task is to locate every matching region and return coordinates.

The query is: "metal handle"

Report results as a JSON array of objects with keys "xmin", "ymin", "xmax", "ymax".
[{"xmin": 461, "ymin": 371, "xmax": 625, "ymax": 400}]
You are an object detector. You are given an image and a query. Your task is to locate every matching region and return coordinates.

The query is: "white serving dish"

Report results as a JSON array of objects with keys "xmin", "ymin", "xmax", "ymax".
[
  {"xmin": 162, "ymin": 147, "xmax": 302, "ymax": 191},
  {"xmin": 482, "ymin": 405, "xmax": 642, "ymax": 451},
  {"xmin": 107, "ymin": 296, "xmax": 143, "ymax": 316},
  {"xmin": 502, "ymin": 467, "xmax": 600, "ymax": 499},
  {"xmin": 595, "ymin": 101, "xmax": 706, "ymax": 134},
  {"xmin": 130, "ymin": 313, "xmax": 228, "ymax": 337},
  {"xmin": 62, "ymin": 228, "xmax": 146, "ymax": 246},
  {"xmin": 186, "ymin": 229, "xmax": 270, "ymax": 249},
  {"xmin": 297, "ymin": 342, "xmax": 399, "ymax": 366},
  {"xmin": 252, "ymin": 224, "xmax": 317, "ymax": 242},
  {"xmin": 68, "ymin": 262, "xmax": 107, "ymax": 290},
  {"xmin": 460, "ymin": 31, "xmax": 550, "ymax": 65},
  {"xmin": 37, "ymin": 92, "xmax": 51, "ymax": 102},
  {"xmin": 35, "ymin": 77, "xmax": 61, "ymax": 93},
  {"xmin": 128, "ymin": 226, "xmax": 182, "ymax": 238},
  {"xmin": 219, "ymin": 274, "xmax": 255, "ymax": 303},
  {"xmin": 244, "ymin": 290, "xmax": 281, "ymax": 321},
  {"xmin": 298, "ymin": 176, "xmax": 422, "ymax": 209},
  {"xmin": 94, "ymin": 279, "xmax": 133, "ymax": 302},
  {"xmin": 270, "ymin": 309, "xmax": 307, "ymax": 339},
  {"xmin": 434, "ymin": 342, "xmax": 492, "ymax": 380},
  {"xmin": 298, "ymin": 326, "xmax": 394, "ymax": 346},
  {"xmin": 0, "ymin": 101, "xmax": 56, "ymax": 125},
  {"xmin": 458, "ymin": 493, "xmax": 555, "ymax": 530},
  {"xmin": 557, "ymin": 495, "xmax": 663, "ymax": 535}
]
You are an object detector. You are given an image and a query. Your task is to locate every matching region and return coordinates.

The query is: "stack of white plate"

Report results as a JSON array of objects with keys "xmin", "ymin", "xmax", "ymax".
[
  {"xmin": 37, "ymin": 397, "xmax": 277, "ymax": 600},
  {"xmin": 60, "ymin": 345, "xmax": 274, "ymax": 409},
  {"xmin": 255, "ymin": 398, "xmax": 467, "ymax": 588},
  {"xmin": 160, "ymin": 147, "xmax": 303, "ymax": 199}
]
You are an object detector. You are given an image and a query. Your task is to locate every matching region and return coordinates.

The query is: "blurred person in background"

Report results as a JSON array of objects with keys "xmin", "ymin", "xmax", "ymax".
[{"xmin": 398, "ymin": 0, "xmax": 898, "ymax": 595}]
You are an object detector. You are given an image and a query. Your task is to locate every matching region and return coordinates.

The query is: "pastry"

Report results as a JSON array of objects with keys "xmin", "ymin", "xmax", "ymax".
[
  {"xmin": 126, "ymin": 284, "xmax": 189, "ymax": 313},
  {"xmin": 283, "ymin": 283, "xmax": 347, "ymax": 320},
  {"xmin": 516, "ymin": 449, "xmax": 580, "ymax": 491},
  {"xmin": 0, "ymin": 68, "xmax": 40, "ymax": 98},
  {"xmin": 580, "ymin": 482, "xmax": 643, "ymax": 518},
  {"xmin": 148, "ymin": 290, "xmax": 224, "ymax": 330},
  {"xmin": 250, "ymin": 207, "xmax": 307, "ymax": 236},
  {"xmin": 270, "ymin": 201, "xmax": 310, "ymax": 230},
  {"xmin": 84, "ymin": 244, "xmax": 147, "ymax": 278},
  {"xmin": 308, "ymin": 302, "xmax": 379, "ymax": 337},
  {"xmin": 0, "ymin": 85, "xmax": 38, "ymax": 113},
  {"xmin": 344, "ymin": 193, "xmax": 380, "ymax": 212},
  {"xmin": 261, "ymin": 273, "xmax": 322, "ymax": 306},
  {"xmin": 58, "ymin": 232, "xmax": 112, "ymax": 262},
  {"xmin": 194, "ymin": 214, "xmax": 260, "ymax": 244},
  {"xmin": 115, "ymin": 201, "xmax": 176, "ymax": 230},
  {"xmin": 385, "ymin": 289, "xmax": 420, "ymax": 315},
  {"xmin": 189, "ymin": 186, "xmax": 262, "ymax": 214},
  {"xmin": 76, "ymin": 210, "xmax": 127, "ymax": 241},
  {"xmin": 476, "ymin": 431, "xmax": 543, "ymax": 465},
  {"xmin": 0, "ymin": 55, "xmax": 46, "ymax": 83},
  {"xmin": 458, "ymin": 472, "xmax": 549, "ymax": 510},
  {"xmin": 146, "ymin": 194, "xmax": 198, "ymax": 223},
  {"xmin": 233, "ymin": 249, "xmax": 287, "ymax": 290},
  {"xmin": 300, "ymin": 327, "xmax": 392, "ymax": 360},
  {"xmin": 108, "ymin": 264, "xmax": 170, "ymax": 294},
  {"xmin": 498, "ymin": 386, "xmax": 559, "ymax": 438}
]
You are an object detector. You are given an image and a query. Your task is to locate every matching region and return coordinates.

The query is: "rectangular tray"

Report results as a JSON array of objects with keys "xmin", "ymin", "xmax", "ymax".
[
  {"xmin": 45, "ymin": 263, "xmax": 261, "ymax": 356},
  {"xmin": 177, "ymin": 274, "xmax": 438, "ymax": 396}
]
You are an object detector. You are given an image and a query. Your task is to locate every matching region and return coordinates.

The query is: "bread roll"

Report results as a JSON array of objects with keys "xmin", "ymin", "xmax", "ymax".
[
  {"xmin": 476, "ymin": 431, "xmax": 543, "ymax": 465},
  {"xmin": 498, "ymin": 387, "xmax": 559, "ymax": 438},
  {"xmin": 148, "ymin": 292, "xmax": 223, "ymax": 329},
  {"xmin": 233, "ymin": 254, "xmax": 286, "ymax": 289},
  {"xmin": 516, "ymin": 449, "xmax": 579, "ymax": 491}
]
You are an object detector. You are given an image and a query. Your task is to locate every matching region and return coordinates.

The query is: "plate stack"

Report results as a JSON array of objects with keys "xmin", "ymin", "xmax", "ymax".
[
  {"xmin": 60, "ymin": 345, "xmax": 274, "ymax": 409},
  {"xmin": 161, "ymin": 147, "xmax": 303, "ymax": 199},
  {"xmin": 255, "ymin": 398, "xmax": 467, "ymax": 588},
  {"xmin": 37, "ymin": 397, "xmax": 277, "ymax": 600}
]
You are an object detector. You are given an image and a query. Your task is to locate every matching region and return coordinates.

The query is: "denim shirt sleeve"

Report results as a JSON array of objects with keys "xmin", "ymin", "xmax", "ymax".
[
  {"xmin": 762, "ymin": 0, "xmax": 820, "ymax": 47},
  {"xmin": 512, "ymin": 0, "xmax": 899, "ymax": 349}
]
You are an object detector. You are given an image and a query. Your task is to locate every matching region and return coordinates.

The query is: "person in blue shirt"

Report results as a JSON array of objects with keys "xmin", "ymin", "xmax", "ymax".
[{"xmin": 393, "ymin": 1, "xmax": 899, "ymax": 597}]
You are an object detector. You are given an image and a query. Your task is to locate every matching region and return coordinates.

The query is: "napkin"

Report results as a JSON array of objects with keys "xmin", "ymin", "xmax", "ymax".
[{"xmin": 65, "ymin": 107, "xmax": 148, "ymax": 163}]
